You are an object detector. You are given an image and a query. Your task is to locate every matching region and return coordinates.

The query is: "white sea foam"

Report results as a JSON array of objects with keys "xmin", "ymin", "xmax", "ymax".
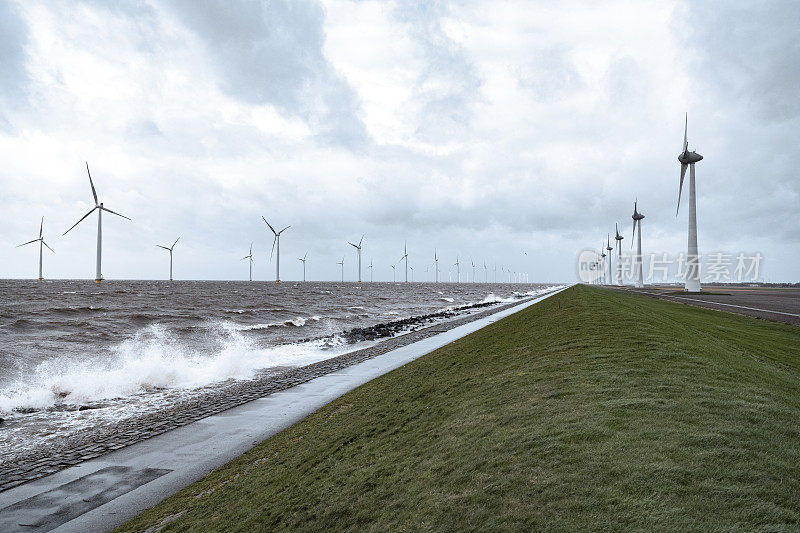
[
  {"xmin": 440, "ymin": 297, "xmax": 455, "ymax": 303},
  {"xmin": 0, "ymin": 322, "xmax": 352, "ymax": 413}
]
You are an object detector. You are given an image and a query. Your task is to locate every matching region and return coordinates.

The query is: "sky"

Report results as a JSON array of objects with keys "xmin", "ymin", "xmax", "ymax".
[{"xmin": 1, "ymin": 0, "xmax": 798, "ymax": 283}]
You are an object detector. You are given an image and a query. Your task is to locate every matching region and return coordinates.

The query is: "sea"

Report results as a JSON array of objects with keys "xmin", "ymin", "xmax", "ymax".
[{"xmin": 0, "ymin": 280, "xmax": 560, "ymax": 461}]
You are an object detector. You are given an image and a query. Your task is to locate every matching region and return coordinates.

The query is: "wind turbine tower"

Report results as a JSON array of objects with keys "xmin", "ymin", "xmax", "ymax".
[
  {"xmin": 614, "ymin": 223, "xmax": 624, "ymax": 286},
  {"xmin": 600, "ymin": 245, "xmax": 607, "ymax": 286},
  {"xmin": 156, "ymin": 237, "xmax": 180, "ymax": 282},
  {"xmin": 17, "ymin": 217, "xmax": 55, "ymax": 280},
  {"xmin": 631, "ymin": 200, "xmax": 645, "ymax": 288},
  {"xmin": 63, "ymin": 163, "xmax": 131, "ymax": 283},
  {"xmin": 368, "ymin": 259, "xmax": 374, "ymax": 282},
  {"xmin": 242, "ymin": 243, "xmax": 254, "ymax": 282},
  {"xmin": 262, "ymin": 217, "xmax": 290, "ymax": 283},
  {"xmin": 606, "ymin": 235, "xmax": 614, "ymax": 285},
  {"xmin": 677, "ymin": 113, "xmax": 703, "ymax": 292},
  {"xmin": 398, "ymin": 242, "xmax": 408, "ymax": 283},
  {"xmin": 453, "ymin": 256, "xmax": 460, "ymax": 283},
  {"xmin": 348, "ymin": 235, "xmax": 364, "ymax": 283},
  {"xmin": 434, "ymin": 250, "xmax": 439, "ymax": 283}
]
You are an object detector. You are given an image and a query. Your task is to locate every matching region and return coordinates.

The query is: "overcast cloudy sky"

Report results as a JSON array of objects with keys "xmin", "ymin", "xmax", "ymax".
[{"xmin": 1, "ymin": 0, "xmax": 797, "ymax": 282}]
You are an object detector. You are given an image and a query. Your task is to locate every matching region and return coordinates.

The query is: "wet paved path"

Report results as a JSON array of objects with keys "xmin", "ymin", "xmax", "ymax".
[{"xmin": 0, "ymin": 287, "xmax": 568, "ymax": 532}]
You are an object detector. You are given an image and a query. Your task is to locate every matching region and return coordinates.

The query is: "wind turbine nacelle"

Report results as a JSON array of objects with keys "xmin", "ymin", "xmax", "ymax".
[
  {"xmin": 615, "ymin": 235, "xmax": 624, "ymax": 241},
  {"xmin": 632, "ymin": 213, "xmax": 645, "ymax": 220},
  {"xmin": 678, "ymin": 151, "xmax": 703, "ymax": 164}
]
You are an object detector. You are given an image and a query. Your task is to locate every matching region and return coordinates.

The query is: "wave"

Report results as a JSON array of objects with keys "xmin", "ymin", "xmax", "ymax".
[
  {"xmin": 0, "ymin": 322, "xmax": 352, "ymax": 414},
  {"xmin": 238, "ymin": 316, "xmax": 310, "ymax": 330}
]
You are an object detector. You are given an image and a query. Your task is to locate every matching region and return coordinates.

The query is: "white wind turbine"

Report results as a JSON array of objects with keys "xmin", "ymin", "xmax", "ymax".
[
  {"xmin": 614, "ymin": 223, "xmax": 624, "ymax": 286},
  {"xmin": 348, "ymin": 235, "xmax": 364, "ymax": 283},
  {"xmin": 242, "ymin": 243, "xmax": 254, "ymax": 282},
  {"xmin": 63, "ymin": 162, "xmax": 131, "ymax": 283},
  {"xmin": 368, "ymin": 259, "xmax": 374, "ymax": 282},
  {"xmin": 677, "ymin": 113, "xmax": 703, "ymax": 292},
  {"xmin": 262, "ymin": 217, "xmax": 290, "ymax": 283},
  {"xmin": 399, "ymin": 241, "xmax": 409, "ymax": 283},
  {"xmin": 434, "ymin": 249, "xmax": 439, "ymax": 283},
  {"xmin": 631, "ymin": 200, "xmax": 645, "ymax": 288},
  {"xmin": 410, "ymin": 265, "xmax": 414, "ymax": 282},
  {"xmin": 156, "ymin": 237, "xmax": 180, "ymax": 282},
  {"xmin": 483, "ymin": 262, "xmax": 488, "ymax": 283},
  {"xmin": 453, "ymin": 256, "xmax": 460, "ymax": 283},
  {"xmin": 391, "ymin": 263, "xmax": 396, "ymax": 282},
  {"xmin": 337, "ymin": 257, "xmax": 345, "ymax": 282},
  {"xmin": 298, "ymin": 252, "xmax": 308, "ymax": 282},
  {"xmin": 17, "ymin": 216, "xmax": 55, "ymax": 280},
  {"xmin": 470, "ymin": 260, "xmax": 476, "ymax": 283},
  {"xmin": 606, "ymin": 235, "xmax": 614, "ymax": 285},
  {"xmin": 600, "ymin": 244, "xmax": 607, "ymax": 286}
]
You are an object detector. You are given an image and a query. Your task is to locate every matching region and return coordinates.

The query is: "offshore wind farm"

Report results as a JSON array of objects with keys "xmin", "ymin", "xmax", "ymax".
[{"xmin": 1, "ymin": 1, "xmax": 798, "ymax": 531}]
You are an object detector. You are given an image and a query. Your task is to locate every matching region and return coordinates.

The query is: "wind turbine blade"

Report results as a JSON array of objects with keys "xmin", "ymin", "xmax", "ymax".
[
  {"xmin": 172, "ymin": 237, "xmax": 180, "ymax": 249},
  {"xmin": 86, "ymin": 162, "xmax": 99, "ymax": 205},
  {"xmin": 63, "ymin": 207, "xmax": 98, "ymax": 235},
  {"xmin": 157, "ymin": 245, "xmax": 171, "ymax": 250},
  {"xmin": 359, "ymin": 234, "xmax": 364, "ymax": 247},
  {"xmin": 631, "ymin": 219, "xmax": 636, "ymax": 248},
  {"xmin": 262, "ymin": 217, "xmax": 277, "ymax": 235},
  {"xmin": 683, "ymin": 112, "xmax": 688, "ymax": 153},
  {"xmin": 349, "ymin": 242, "xmax": 357, "ymax": 248},
  {"xmin": 270, "ymin": 236, "xmax": 276, "ymax": 261},
  {"xmin": 100, "ymin": 206, "xmax": 131, "ymax": 220},
  {"xmin": 242, "ymin": 256, "xmax": 249, "ymax": 261},
  {"xmin": 42, "ymin": 240, "xmax": 55, "ymax": 253},
  {"xmin": 39, "ymin": 217, "xmax": 43, "ymax": 238},
  {"xmin": 676, "ymin": 163, "xmax": 687, "ymax": 215},
  {"xmin": 16, "ymin": 239, "xmax": 39, "ymax": 247},
  {"xmin": 249, "ymin": 242, "xmax": 253, "ymax": 255},
  {"xmin": 279, "ymin": 225, "xmax": 291, "ymax": 234}
]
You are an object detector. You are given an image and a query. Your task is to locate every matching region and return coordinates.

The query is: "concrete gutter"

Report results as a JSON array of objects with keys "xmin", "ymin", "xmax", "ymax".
[{"xmin": 0, "ymin": 285, "xmax": 569, "ymax": 532}]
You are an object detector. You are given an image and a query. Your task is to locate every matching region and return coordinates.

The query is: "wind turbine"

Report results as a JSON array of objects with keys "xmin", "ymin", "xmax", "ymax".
[
  {"xmin": 631, "ymin": 200, "xmax": 645, "ymax": 288},
  {"xmin": 368, "ymin": 259, "xmax": 374, "ymax": 282},
  {"xmin": 614, "ymin": 223, "xmax": 624, "ymax": 286},
  {"xmin": 606, "ymin": 235, "xmax": 614, "ymax": 285},
  {"xmin": 337, "ymin": 257, "xmax": 344, "ymax": 282},
  {"xmin": 434, "ymin": 250, "xmax": 439, "ymax": 283},
  {"xmin": 298, "ymin": 252, "xmax": 308, "ymax": 282},
  {"xmin": 410, "ymin": 265, "xmax": 414, "ymax": 282},
  {"xmin": 677, "ymin": 113, "xmax": 703, "ymax": 292},
  {"xmin": 156, "ymin": 237, "xmax": 180, "ymax": 282},
  {"xmin": 470, "ymin": 260, "xmax": 476, "ymax": 283},
  {"xmin": 453, "ymin": 256, "xmax": 460, "ymax": 283},
  {"xmin": 63, "ymin": 162, "xmax": 131, "ymax": 283},
  {"xmin": 348, "ymin": 235, "xmax": 364, "ymax": 283},
  {"xmin": 262, "ymin": 217, "xmax": 290, "ymax": 283},
  {"xmin": 242, "ymin": 243, "xmax": 254, "ymax": 282},
  {"xmin": 600, "ymin": 244, "xmax": 607, "ymax": 286},
  {"xmin": 483, "ymin": 262, "xmax": 488, "ymax": 283},
  {"xmin": 17, "ymin": 216, "xmax": 54, "ymax": 280},
  {"xmin": 391, "ymin": 263, "xmax": 396, "ymax": 282},
  {"xmin": 398, "ymin": 241, "xmax": 409, "ymax": 283},
  {"xmin": 493, "ymin": 263, "xmax": 497, "ymax": 283}
]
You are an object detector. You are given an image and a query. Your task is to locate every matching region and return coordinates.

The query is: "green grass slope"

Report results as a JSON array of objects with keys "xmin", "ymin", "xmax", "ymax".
[{"xmin": 119, "ymin": 285, "xmax": 800, "ymax": 532}]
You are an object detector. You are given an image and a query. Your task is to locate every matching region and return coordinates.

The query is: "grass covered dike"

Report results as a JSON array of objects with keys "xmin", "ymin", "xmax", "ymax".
[{"xmin": 119, "ymin": 285, "xmax": 800, "ymax": 531}]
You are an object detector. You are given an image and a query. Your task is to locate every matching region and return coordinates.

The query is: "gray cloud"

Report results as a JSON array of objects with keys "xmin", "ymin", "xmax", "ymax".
[
  {"xmin": 165, "ymin": 0, "xmax": 367, "ymax": 146},
  {"xmin": 0, "ymin": 1, "xmax": 29, "ymax": 131}
]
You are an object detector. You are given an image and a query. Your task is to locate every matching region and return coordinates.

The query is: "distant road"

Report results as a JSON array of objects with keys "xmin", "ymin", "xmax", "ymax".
[{"xmin": 609, "ymin": 286, "xmax": 800, "ymax": 326}]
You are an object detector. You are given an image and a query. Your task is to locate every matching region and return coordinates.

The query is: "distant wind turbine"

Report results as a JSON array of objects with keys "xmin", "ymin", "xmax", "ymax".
[
  {"xmin": 156, "ymin": 237, "xmax": 180, "ymax": 282},
  {"xmin": 337, "ymin": 257, "xmax": 344, "ymax": 282},
  {"xmin": 434, "ymin": 250, "xmax": 439, "ymax": 283},
  {"xmin": 262, "ymin": 217, "xmax": 290, "ymax": 283},
  {"xmin": 453, "ymin": 256, "xmax": 460, "ymax": 283},
  {"xmin": 484, "ymin": 261, "xmax": 488, "ymax": 283},
  {"xmin": 298, "ymin": 252, "xmax": 308, "ymax": 282},
  {"xmin": 63, "ymin": 162, "xmax": 131, "ymax": 283},
  {"xmin": 17, "ymin": 216, "xmax": 55, "ymax": 280},
  {"xmin": 368, "ymin": 259, "xmax": 374, "ymax": 282},
  {"xmin": 600, "ymin": 243, "xmax": 607, "ymax": 286},
  {"xmin": 391, "ymin": 263, "xmax": 396, "ymax": 282},
  {"xmin": 399, "ymin": 241, "xmax": 409, "ymax": 283},
  {"xmin": 614, "ymin": 223, "xmax": 624, "ymax": 286},
  {"xmin": 410, "ymin": 265, "xmax": 414, "ymax": 282},
  {"xmin": 348, "ymin": 235, "xmax": 364, "ymax": 283},
  {"xmin": 470, "ymin": 260, "xmax": 476, "ymax": 283},
  {"xmin": 631, "ymin": 200, "xmax": 645, "ymax": 288},
  {"xmin": 677, "ymin": 113, "xmax": 703, "ymax": 292},
  {"xmin": 241, "ymin": 243, "xmax": 254, "ymax": 282},
  {"xmin": 606, "ymin": 235, "xmax": 614, "ymax": 285}
]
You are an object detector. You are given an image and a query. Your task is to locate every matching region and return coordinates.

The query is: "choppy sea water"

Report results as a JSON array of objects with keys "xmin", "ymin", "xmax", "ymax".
[{"xmin": 0, "ymin": 280, "xmax": 560, "ymax": 460}]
